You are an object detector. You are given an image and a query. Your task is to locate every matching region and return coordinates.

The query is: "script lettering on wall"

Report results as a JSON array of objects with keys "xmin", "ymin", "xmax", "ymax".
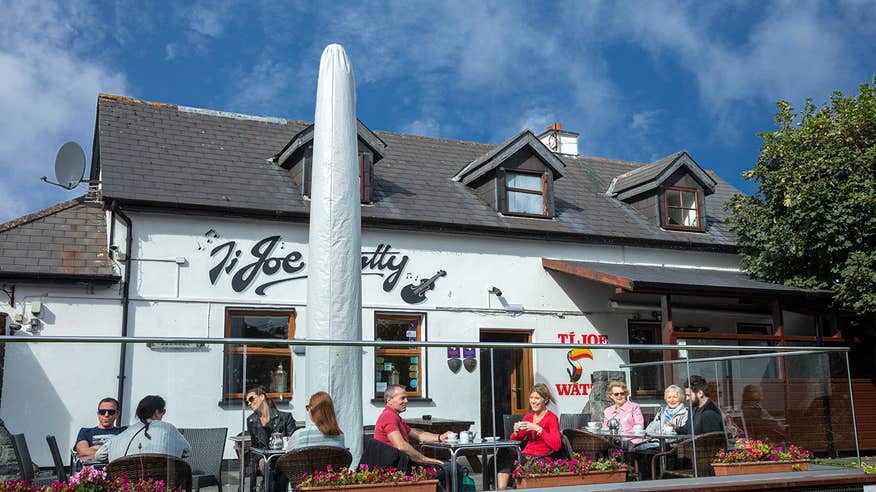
[{"xmin": 203, "ymin": 230, "xmax": 446, "ymax": 302}]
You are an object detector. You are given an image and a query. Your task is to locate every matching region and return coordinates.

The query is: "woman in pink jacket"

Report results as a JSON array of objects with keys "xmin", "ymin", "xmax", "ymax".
[{"xmin": 602, "ymin": 380, "xmax": 644, "ymax": 446}]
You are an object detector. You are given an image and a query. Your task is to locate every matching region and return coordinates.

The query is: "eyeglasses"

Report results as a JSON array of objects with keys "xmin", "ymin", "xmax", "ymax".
[
  {"xmin": 247, "ymin": 396, "xmax": 257, "ymax": 404},
  {"xmin": 159, "ymin": 408, "xmax": 166, "ymax": 414},
  {"xmin": 305, "ymin": 405, "xmax": 311, "ymax": 411},
  {"xmin": 611, "ymin": 392, "xmax": 626, "ymax": 397},
  {"xmin": 98, "ymin": 409, "xmax": 117, "ymax": 416}
]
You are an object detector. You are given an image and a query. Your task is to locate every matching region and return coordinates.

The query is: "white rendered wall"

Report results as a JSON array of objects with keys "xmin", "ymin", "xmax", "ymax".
[{"xmin": 2, "ymin": 210, "xmax": 755, "ymax": 462}]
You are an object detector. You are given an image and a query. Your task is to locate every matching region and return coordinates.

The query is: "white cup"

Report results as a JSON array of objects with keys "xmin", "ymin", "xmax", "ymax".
[
  {"xmin": 663, "ymin": 425, "xmax": 674, "ymax": 435},
  {"xmin": 446, "ymin": 432, "xmax": 459, "ymax": 443},
  {"xmin": 587, "ymin": 421, "xmax": 599, "ymax": 429}
]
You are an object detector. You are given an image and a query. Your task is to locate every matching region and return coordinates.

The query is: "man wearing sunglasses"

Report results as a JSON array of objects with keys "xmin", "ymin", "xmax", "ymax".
[{"xmin": 74, "ymin": 397, "xmax": 127, "ymax": 460}]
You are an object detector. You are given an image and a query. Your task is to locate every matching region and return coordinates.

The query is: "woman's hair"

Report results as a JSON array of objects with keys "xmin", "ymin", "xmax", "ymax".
[
  {"xmin": 606, "ymin": 381, "xmax": 628, "ymax": 396},
  {"xmin": 245, "ymin": 385, "xmax": 277, "ymax": 409},
  {"xmin": 529, "ymin": 383, "xmax": 555, "ymax": 406},
  {"xmin": 135, "ymin": 395, "xmax": 165, "ymax": 439},
  {"xmin": 308, "ymin": 391, "xmax": 342, "ymax": 436},
  {"xmin": 664, "ymin": 385, "xmax": 683, "ymax": 400}
]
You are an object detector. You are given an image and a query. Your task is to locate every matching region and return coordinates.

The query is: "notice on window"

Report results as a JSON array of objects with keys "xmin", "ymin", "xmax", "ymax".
[
  {"xmin": 376, "ymin": 382, "xmax": 387, "ymax": 392},
  {"xmin": 410, "ymin": 379, "xmax": 418, "ymax": 389}
]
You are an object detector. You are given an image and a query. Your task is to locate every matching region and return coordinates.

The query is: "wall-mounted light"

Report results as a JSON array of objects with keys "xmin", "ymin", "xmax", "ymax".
[{"xmin": 488, "ymin": 286, "xmax": 503, "ymax": 297}]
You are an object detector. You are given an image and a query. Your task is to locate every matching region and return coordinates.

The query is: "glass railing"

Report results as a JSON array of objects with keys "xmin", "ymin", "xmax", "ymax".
[{"xmin": 0, "ymin": 336, "xmax": 858, "ymax": 488}]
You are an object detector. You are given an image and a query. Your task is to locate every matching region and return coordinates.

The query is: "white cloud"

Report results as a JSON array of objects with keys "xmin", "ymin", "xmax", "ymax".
[
  {"xmin": 630, "ymin": 110, "xmax": 659, "ymax": 132},
  {"xmin": 400, "ymin": 118, "xmax": 442, "ymax": 137},
  {"xmin": 181, "ymin": 1, "xmax": 233, "ymax": 38},
  {"xmin": 165, "ymin": 43, "xmax": 178, "ymax": 60},
  {"xmin": 0, "ymin": 0, "xmax": 127, "ymax": 223}
]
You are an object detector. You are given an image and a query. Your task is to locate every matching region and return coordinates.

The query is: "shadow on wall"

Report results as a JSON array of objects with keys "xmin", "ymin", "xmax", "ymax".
[{"xmin": 0, "ymin": 341, "xmax": 72, "ymax": 465}]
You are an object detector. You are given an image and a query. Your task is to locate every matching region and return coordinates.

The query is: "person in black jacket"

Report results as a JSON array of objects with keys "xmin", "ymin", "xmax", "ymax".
[
  {"xmin": 245, "ymin": 386, "xmax": 297, "ymax": 491},
  {"xmin": 674, "ymin": 375, "xmax": 725, "ymax": 436}
]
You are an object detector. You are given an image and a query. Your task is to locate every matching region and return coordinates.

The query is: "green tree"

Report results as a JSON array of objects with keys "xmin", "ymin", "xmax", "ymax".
[{"xmin": 728, "ymin": 77, "xmax": 876, "ymax": 314}]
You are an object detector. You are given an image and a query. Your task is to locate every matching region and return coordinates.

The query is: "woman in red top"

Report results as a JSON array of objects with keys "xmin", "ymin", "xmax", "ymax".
[{"xmin": 496, "ymin": 383, "xmax": 562, "ymax": 489}]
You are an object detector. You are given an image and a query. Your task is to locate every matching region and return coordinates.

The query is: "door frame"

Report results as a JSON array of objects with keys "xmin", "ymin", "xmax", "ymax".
[{"xmin": 480, "ymin": 329, "xmax": 534, "ymax": 415}]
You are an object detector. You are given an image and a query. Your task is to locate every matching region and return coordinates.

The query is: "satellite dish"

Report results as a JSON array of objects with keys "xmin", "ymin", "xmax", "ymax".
[{"xmin": 42, "ymin": 142, "xmax": 86, "ymax": 189}]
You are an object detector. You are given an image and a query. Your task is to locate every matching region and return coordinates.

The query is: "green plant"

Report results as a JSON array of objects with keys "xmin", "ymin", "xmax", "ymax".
[
  {"xmin": 510, "ymin": 450, "xmax": 625, "ymax": 478},
  {"xmin": 712, "ymin": 438, "xmax": 812, "ymax": 464},
  {"xmin": 299, "ymin": 464, "xmax": 438, "ymax": 488},
  {"xmin": 863, "ymin": 462, "xmax": 876, "ymax": 475}
]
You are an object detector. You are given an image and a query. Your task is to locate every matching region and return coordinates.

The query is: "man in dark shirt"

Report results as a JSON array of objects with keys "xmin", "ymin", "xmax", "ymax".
[
  {"xmin": 75, "ymin": 397, "xmax": 127, "ymax": 460},
  {"xmin": 676, "ymin": 376, "xmax": 725, "ymax": 436}
]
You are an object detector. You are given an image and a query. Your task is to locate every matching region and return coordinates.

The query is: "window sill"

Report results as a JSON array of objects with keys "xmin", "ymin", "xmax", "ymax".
[{"xmin": 370, "ymin": 397, "xmax": 432, "ymax": 405}]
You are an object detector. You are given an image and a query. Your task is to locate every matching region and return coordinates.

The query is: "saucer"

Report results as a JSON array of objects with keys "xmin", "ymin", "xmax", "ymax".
[{"xmin": 483, "ymin": 436, "xmax": 500, "ymax": 442}]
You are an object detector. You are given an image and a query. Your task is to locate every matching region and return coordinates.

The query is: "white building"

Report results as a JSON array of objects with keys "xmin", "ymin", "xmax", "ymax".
[{"xmin": 0, "ymin": 95, "xmax": 834, "ymax": 463}]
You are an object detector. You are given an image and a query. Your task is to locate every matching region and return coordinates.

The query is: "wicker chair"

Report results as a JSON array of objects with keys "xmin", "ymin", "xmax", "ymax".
[
  {"xmin": 106, "ymin": 453, "xmax": 193, "ymax": 492},
  {"xmin": 276, "ymin": 446, "xmax": 353, "ymax": 490},
  {"xmin": 179, "ymin": 427, "xmax": 227, "ymax": 492},
  {"xmin": 562, "ymin": 428, "xmax": 612, "ymax": 459},
  {"xmin": 650, "ymin": 431, "xmax": 727, "ymax": 479}
]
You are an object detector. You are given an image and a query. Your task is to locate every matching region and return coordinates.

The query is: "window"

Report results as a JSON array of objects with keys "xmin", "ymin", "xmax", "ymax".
[
  {"xmin": 301, "ymin": 145, "xmax": 374, "ymax": 204},
  {"xmin": 374, "ymin": 313, "xmax": 423, "ymax": 398},
  {"xmin": 223, "ymin": 309, "xmax": 295, "ymax": 400},
  {"xmin": 628, "ymin": 322, "xmax": 664, "ymax": 399},
  {"xmin": 663, "ymin": 186, "xmax": 702, "ymax": 230},
  {"xmin": 505, "ymin": 171, "xmax": 547, "ymax": 217}
]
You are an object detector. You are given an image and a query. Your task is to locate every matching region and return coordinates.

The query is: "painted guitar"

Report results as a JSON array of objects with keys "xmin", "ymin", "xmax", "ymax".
[{"xmin": 400, "ymin": 270, "xmax": 446, "ymax": 304}]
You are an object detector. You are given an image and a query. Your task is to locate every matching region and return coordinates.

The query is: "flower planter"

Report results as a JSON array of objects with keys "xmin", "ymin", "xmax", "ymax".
[
  {"xmin": 514, "ymin": 469, "xmax": 627, "ymax": 488},
  {"xmin": 300, "ymin": 480, "xmax": 439, "ymax": 492},
  {"xmin": 711, "ymin": 460, "xmax": 810, "ymax": 476}
]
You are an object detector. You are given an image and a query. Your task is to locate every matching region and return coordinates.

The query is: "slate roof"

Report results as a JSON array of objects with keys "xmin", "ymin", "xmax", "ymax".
[
  {"xmin": 542, "ymin": 259, "xmax": 834, "ymax": 298},
  {"xmin": 95, "ymin": 94, "xmax": 740, "ymax": 249},
  {"xmin": 0, "ymin": 197, "xmax": 117, "ymax": 281}
]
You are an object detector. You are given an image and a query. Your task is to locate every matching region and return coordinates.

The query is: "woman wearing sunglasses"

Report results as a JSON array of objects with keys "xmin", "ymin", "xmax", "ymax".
[
  {"xmin": 602, "ymin": 381, "xmax": 644, "ymax": 445},
  {"xmin": 286, "ymin": 391, "xmax": 345, "ymax": 450},
  {"xmin": 245, "ymin": 386, "xmax": 298, "ymax": 490},
  {"xmin": 95, "ymin": 395, "xmax": 191, "ymax": 462}
]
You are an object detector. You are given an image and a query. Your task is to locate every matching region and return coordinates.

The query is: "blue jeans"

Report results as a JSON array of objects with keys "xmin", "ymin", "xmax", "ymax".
[{"xmin": 435, "ymin": 460, "xmax": 463, "ymax": 491}]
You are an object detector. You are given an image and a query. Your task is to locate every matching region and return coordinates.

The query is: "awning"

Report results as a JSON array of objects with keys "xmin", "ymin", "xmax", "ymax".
[{"xmin": 542, "ymin": 258, "xmax": 834, "ymax": 299}]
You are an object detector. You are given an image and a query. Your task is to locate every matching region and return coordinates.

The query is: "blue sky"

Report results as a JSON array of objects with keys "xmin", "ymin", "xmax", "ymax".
[{"xmin": 1, "ymin": 0, "xmax": 874, "ymax": 223}]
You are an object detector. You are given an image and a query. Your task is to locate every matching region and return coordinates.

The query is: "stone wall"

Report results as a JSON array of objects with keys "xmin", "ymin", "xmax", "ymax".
[
  {"xmin": 581, "ymin": 370, "xmax": 626, "ymax": 420},
  {"xmin": 0, "ymin": 419, "xmax": 20, "ymax": 481}
]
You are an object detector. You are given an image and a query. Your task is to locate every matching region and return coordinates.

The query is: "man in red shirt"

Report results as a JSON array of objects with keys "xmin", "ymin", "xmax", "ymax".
[{"xmin": 375, "ymin": 384, "xmax": 447, "ymax": 467}]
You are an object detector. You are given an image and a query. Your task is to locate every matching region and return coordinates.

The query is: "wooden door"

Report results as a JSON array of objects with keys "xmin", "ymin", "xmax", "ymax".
[{"xmin": 479, "ymin": 330, "xmax": 533, "ymax": 438}]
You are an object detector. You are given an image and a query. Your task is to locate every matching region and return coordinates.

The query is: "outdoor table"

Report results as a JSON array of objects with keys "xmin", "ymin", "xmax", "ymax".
[
  {"xmin": 420, "ymin": 439, "xmax": 521, "ymax": 492},
  {"xmin": 248, "ymin": 447, "xmax": 285, "ymax": 492},
  {"xmin": 406, "ymin": 418, "xmax": 474, "ymax": 435},
  {"xmin": 586, "ymin": 429, "xmax": 691, "ymax": 479},
  {"xmin": 408, "ymin": 418, "xmax": 480, "ymax": 471}
]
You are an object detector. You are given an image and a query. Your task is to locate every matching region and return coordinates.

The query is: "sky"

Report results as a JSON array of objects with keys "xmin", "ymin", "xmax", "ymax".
[{"xmin": 1, "ymin": 0, "xmax": 874, "ymax": 223}]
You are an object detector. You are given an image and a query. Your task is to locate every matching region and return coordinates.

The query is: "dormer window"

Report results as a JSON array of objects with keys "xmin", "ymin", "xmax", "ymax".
[
  {"xmin": 607, "ymin": 151, "xmax": 715, "ymax": 233},
  {"xmin": 663, "ymin": 186, "xmax": 702, "ymax": 231},
  {"xmin": 273, "ymin": 120, "xmax": 386, "ymax": 205},
  {"xmin": 454, "ymin": 130, "xmax": 565, "ymax": 220},
  {"xmin": 504, "ymin": 170, "xmax": 548, "ymax": 217}
]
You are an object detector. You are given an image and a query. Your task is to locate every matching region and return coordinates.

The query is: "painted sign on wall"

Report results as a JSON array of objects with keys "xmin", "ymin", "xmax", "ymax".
[
  {"xmin": 203, "ymin": 231, "xmax": 446, "ymax": 303},
  {"xmin": 554, "ymin": 331, "xmax": 608, "ymax": 397}
]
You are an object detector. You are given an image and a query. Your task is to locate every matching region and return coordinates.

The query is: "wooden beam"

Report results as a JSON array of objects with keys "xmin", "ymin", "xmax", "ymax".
[{"xmin": 542, "ymin": 258, "xmax": 635, "ymax": 290}]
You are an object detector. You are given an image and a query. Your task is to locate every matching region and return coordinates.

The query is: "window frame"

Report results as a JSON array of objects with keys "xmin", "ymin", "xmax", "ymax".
[
  {"xmin": 373, "ymin": 312, "xmax": 425, "ymax": 399},
  {"xmin": 662, "ymin": 186, "xmax": 703, "ymax": 232},
  {"xmin": 503, "ymin": 169, "xmax": 549, "ymax": 218},
  {"xmin": 223, "ymin": 308, "xmax": 296, "ymax": 401}
]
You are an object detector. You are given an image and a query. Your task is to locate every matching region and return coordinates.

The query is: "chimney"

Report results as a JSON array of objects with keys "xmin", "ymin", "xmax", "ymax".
[{"xmin": 537, "ymin": 121, "xmax": 579, "ymax": 156}]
